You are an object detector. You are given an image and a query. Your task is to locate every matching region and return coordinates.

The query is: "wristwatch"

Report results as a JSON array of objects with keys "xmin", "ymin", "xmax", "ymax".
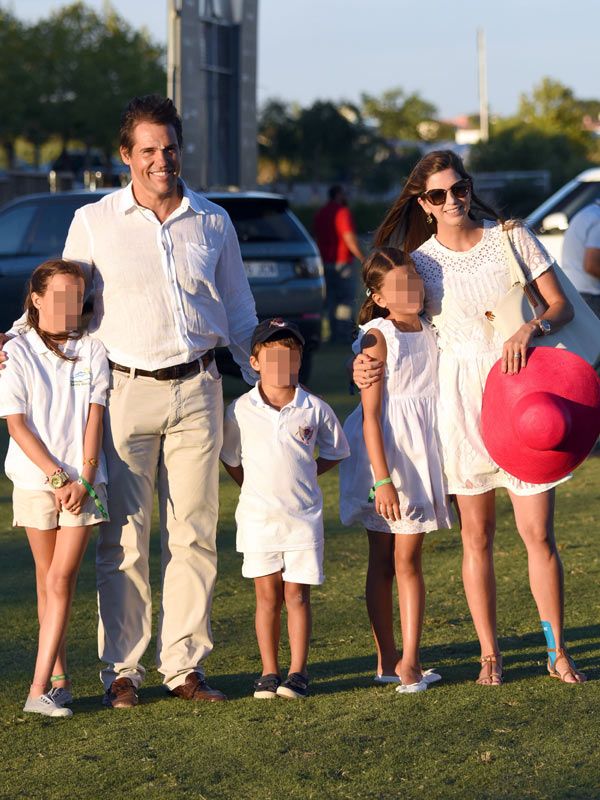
[
  {"xmin": 48, "ymin": 469, "xmax": 70, "ymax": 489},
  {"xmin": 536, "ymin": 319, "xmax": 552, "ymax": 336}
]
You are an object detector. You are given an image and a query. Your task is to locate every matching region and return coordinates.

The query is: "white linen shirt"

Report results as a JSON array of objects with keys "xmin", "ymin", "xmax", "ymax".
[
  {"xmin": 11, "ymin": 182, "xmax": 258, "ymax": 383},
  {"xmin": 220, "ymin": 385, "xmax": 350, "ymax": 552},
  {"xmin": 0, "ymin": 330, "xmax": 109, "ymax": 489}
]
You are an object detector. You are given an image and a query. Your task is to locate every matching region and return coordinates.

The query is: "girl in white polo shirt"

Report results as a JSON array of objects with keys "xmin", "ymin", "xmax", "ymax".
[
  {"xmin": 0, "ymin": 258, "xmax": 109, "ymax": 718},
  {"xmin": 221, "ymin": 318, "xmax": 350, "ymax": 700},
  {"xmin": 340, "ymin": 248, "xmax": 451, "ymax": 693}
]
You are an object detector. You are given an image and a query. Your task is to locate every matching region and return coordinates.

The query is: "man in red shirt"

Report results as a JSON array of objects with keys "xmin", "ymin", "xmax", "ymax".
[{"xmin": 314, "ymin": 186, "xmax": 364, "ymax": 343}]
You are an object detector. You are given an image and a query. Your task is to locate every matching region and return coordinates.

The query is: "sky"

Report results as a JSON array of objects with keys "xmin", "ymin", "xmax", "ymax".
[{"xmin": 11, "ymin": 0, "xmax": 600, "ymax": 119}]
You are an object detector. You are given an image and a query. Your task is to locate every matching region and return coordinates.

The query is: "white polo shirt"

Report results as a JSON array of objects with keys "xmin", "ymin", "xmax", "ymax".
[
  {"xmin": 220, "ymin": 385, "xmax": 350, "ymax": 553},
  {"xmin": 0, "ymin": 329, "xmax": 109, "ymax": 490}
]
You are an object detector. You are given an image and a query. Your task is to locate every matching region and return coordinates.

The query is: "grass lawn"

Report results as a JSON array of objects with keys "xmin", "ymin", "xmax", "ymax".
[{"xmin": 0, "ymin": 343, "xmax": 598, "ymax": 800}]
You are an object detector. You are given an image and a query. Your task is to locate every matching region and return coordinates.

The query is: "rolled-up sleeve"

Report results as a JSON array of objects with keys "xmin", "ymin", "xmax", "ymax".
[{"xmin": 215, "ymin": 216, "xmax": 259, "ymax": 385}]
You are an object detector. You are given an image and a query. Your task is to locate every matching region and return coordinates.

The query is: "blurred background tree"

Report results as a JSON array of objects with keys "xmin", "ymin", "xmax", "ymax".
[{"xmin": 0, "ymin": 2, "xmax": 165, "ymax": 170}]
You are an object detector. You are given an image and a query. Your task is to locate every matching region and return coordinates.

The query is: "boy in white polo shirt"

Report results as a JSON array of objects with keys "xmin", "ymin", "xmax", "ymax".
[{"xmin": 220, "ymin": 318, "xmax": 350, "ymax": 699}]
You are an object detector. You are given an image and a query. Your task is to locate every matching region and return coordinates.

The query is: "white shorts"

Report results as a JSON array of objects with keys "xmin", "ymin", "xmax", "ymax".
[
  {"xmin": 241, "ymin": 542, "xmax": 324, "ymax": 585},
  {"xmin": 12, "ymin": 484, "xmax": 109, "ymax": 530}
]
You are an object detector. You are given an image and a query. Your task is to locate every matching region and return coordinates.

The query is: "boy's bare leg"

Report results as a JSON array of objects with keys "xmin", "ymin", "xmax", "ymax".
[
  {"xmin": 254, "ymin": 572, "xmax": 284, "ymax": 675},
  {"xmin": 284, "ymin": 582, "xmax": 311, "ymax": 676},
  {"xmin": 394, "ymin": 533, "xmax": 425, "ymax": 686},
  {"xmin": 366, "ymin": 531, "xmax": 401, "ymax": 676}
]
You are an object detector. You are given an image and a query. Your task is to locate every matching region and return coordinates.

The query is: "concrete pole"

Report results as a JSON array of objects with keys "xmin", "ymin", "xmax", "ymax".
[
  {"xmin": 477, "ymin": 28, "xmax": 489, "ymax": 142},
  {"xmin": 167, "ymin": 0, "xmax": 182, "ymax": 105}
]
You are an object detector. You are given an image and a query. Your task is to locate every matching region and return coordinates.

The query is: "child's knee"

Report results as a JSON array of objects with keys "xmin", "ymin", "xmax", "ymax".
[{"xmin": 284, "ymin": 583, "xmax": 310, "ymax": 609}]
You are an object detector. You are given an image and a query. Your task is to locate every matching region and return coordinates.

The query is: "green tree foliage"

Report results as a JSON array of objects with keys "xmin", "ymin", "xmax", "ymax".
[
  {"xmin": 360, "ymin": 87, "xmax": 438, "ymax": 141},
  {"xmin": 0, "ymin": 2, "xmax": 165, "ymax": 166},
  {"xmin": 471, "ymin": 78, "xmax": 598, "ymax": 192}
]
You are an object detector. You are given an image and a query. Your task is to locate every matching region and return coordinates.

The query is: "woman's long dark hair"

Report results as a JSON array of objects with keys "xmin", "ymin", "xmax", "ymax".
[
  {"xmin": 374, "ymin": 150, "xmax": 503, "ymax": 253},
  {"xmin": 357, "ymin": 247, "xmax": 417, "ymax": 325},
  {"xmin": 25, "ymin": 258, "xmax": 85, "ymax": 362}
]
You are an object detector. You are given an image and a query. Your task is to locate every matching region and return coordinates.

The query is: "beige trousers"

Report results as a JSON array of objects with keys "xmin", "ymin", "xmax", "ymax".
[{"xmin": 97, "ymin": 363, "xmax": 223, "ymax": 690}]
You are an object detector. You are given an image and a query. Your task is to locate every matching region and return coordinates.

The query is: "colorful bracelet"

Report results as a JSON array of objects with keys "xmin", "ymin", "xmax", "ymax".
[
  {"xmin": 77, "ymin": 476, "xmax": 109, "ymax": 520},
  {"xmin": 83, "ymin": 457, "xmax": 99, "ymax": 468},
  {"xmin": 368, "ymin": 477, "xmax": 393, "ymax": 503}
]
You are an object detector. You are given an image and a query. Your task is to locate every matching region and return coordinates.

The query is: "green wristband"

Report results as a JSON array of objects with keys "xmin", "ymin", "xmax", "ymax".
[
  {"xmin": 77, "ymin": 476, "xmax": 109, "ymax": 520},
  {"xmin": 368, "ymin": 477, "xmax": 393, "ymax": 503}
]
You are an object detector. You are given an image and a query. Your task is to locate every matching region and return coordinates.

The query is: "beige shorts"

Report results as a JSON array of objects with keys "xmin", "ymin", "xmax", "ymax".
[
  {"xmin": 12, "ymin": 483, "xmax": 109, "ymax": 530},
  {"xmin": 241, "ymin": 542, "xmax": 324, "ymax": 585}
]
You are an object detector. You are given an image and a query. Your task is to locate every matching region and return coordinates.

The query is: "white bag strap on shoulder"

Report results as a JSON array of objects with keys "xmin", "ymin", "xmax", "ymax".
[{"xmin": 502, "ymin": 226, "xmax": 528, "ymax": 288}]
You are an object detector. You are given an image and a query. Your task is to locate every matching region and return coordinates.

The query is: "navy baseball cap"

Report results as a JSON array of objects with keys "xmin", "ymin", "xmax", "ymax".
[{"xmin": 251, "ymin": 317, "xmax": 305, "ymax": 351}]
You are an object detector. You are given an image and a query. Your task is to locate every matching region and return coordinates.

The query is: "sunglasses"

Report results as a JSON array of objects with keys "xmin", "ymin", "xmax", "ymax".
[{"xmin": 420, "ymin": 179, "xmax": 471, "ymax": 206}]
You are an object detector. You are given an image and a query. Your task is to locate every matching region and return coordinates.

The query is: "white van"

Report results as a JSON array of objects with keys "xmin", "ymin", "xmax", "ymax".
[{"xmin": 526, "ymin": 167, "xmax": 600, "ymax": 262}]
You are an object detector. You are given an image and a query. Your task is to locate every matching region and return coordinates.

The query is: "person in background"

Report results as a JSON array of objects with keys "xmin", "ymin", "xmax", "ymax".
[
  {"xmin": 561, "ymin": 199, "xmax": 600, "ymax": 319},
  {"xmin": 314, "ymin": 185, "xmax": 364, "ymax": 343}
]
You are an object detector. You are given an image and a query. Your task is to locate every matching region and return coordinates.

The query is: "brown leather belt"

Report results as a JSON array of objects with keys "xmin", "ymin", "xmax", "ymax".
[{"xmin": 108, "ymin": 350, "xmax": 214, "ymax": 381}]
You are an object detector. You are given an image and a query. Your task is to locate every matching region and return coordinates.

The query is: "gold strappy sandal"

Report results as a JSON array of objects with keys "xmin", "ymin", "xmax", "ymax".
[
  {"xmin": 476, "ymin": 654, "xmax": 503, "ymax": 686},
  {"xmin": 547, "ymin": 647, "xmax": 586, "ymax": 683}
]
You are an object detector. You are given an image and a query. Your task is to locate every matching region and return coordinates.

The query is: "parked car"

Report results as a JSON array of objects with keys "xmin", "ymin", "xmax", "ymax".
[
  {"xmin": 526, "ymin": 167, "xmax": 600, "ymax": 262},
  {"xmin": 0, "ymin": 189, "xmax": 324, "ymax": 380}
]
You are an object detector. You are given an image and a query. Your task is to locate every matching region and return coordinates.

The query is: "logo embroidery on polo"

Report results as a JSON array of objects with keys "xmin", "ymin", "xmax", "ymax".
[
  {"xmin": 296, "ymin": 425, "xmax": 314, "ymax": 445},
  {"xmin": 70, "ymin": 368, "xmax": 91, "ymax": 388}
]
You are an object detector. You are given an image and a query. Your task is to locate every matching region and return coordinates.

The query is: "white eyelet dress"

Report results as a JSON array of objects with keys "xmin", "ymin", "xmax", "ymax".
[
  {"xmin": 339, "ymin": 317, "xmax": 452, "ymax": 534},
  {"xmin": 411, "ymin": 220, "xmax": 569, "ymax": 496}
]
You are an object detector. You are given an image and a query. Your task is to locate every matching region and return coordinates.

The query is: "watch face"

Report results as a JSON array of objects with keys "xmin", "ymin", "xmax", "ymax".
[
  {"xmin": 540, "ymin": 320, "xmax": 552, "ymax": 334},
  {"xmin": 50, "ymin": 472, "xmax": 69, "ymax": 488}
]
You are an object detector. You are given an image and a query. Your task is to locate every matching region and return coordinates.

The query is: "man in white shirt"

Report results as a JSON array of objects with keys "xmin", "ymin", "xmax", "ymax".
[
  {"xmin": 2, "ymin": 95, "xmax": 258, "ymax": 707},
  {"xmin": 561, "ymin": 199, "xmax": 600, "ymax": 319}
]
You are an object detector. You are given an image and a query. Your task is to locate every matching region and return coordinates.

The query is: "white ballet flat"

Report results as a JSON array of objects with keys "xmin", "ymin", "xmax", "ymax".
[
  {"xmin": 375, "ymin": 669, "xmax": 441, "ymax": 686},
  {"xmin": 395, "ymin": 678, "xmax": 429, "ymax": 694}
]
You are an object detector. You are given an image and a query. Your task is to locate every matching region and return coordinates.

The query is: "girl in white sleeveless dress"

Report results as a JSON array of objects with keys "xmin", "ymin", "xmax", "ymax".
[{"xmin": 339, "ymin": 248, "xmax": 451, "ymax": 692}]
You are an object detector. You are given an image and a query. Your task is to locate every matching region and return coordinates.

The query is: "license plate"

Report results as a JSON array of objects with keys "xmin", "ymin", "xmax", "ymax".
[{"xmin": 244, "ymin": 261, "xmax": 278, "ymax": 278}]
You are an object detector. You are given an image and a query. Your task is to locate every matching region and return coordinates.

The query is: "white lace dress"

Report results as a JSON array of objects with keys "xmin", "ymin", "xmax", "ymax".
[
  {"xmin": 412, "ymin": 220, "xmax": 568, "ymax": 496},
  {"xmin": 339, "ymin": 318, "xmax": 452, "ymax": 534}
]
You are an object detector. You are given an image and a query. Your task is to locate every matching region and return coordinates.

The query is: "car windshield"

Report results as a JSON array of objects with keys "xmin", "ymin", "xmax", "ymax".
[
  {"xmin": 0, "ymin": 196, "xmax": 96, "ymax": 256},
  {"xmin": 527, "ymin": 180, "xmax": 600, "ymax": 232},
  {"xmin": 210, "ymin": 197, "xmax": 306, "ymax": 243}
]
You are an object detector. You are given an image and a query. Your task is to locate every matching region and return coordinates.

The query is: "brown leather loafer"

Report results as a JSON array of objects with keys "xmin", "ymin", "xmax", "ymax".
[
  {"xmin": 102, "ymin": 677, "xmax": 139, "ymax": 709},
  {"xmin": 170, "ymin": 672, "xmax": 227, "ymax": 702}
]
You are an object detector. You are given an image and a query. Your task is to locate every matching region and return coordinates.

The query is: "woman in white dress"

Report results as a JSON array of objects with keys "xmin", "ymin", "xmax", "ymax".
[{"xmin": 354, "ymin": 151, "xmax": 585, "ymax": 685}]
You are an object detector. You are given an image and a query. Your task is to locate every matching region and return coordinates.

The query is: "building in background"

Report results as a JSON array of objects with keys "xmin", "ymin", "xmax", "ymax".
[{"xmin": 167, "ymin": 0, "xmax": 258, "ymax": 190}]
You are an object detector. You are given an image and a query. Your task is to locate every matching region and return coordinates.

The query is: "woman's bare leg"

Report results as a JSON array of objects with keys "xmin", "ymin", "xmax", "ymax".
[
  {"xmin": 394, "ymin": 534, "xmax": 425, "ymax": 686},
  {"xmin": 366, "ymin": 531, "xmax": 401, "ymax": 676},
  {"xmin": 509, "ymin": 488, "xmax": 584, "ymax": 683},
  {"xmin": 455, "ymin": 492, "xmax": 502, "ymax": 683}
]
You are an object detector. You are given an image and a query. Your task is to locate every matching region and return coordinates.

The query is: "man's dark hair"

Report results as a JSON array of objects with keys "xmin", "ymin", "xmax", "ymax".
[
  {"xmin": 328, "ymin": 184, "xmax": 344, "ymax": 202},
  {"xmin": 119, "ymin": 94, "xmax": 183, "ymax": 152}
]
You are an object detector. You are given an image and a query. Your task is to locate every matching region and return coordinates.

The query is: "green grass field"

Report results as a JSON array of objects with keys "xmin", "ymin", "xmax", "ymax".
[{"xmin": 0, "ymin": 343, "xmax": 599, "ymax": 800}]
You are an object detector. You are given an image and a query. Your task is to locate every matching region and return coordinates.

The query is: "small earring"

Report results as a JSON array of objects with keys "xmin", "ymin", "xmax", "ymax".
[{"xmin": 426, "ymin": 213, "xmax": 433, "ymax": 224}]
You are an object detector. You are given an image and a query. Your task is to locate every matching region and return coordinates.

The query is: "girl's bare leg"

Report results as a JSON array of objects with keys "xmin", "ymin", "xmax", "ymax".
[
  {"xmin": 254, "ymin": 572, "xmax": 284, "ymax": 676},
  {"xmin": 25, "ymin": 529, "xmax": 69, "ymax": 689},
  {"xmin": 366, "ymin": 531, "xmax": 401, "ymax": 676},
  {"xmin": 455, "ymin": 492, "xmax": 502, "ymax": 683},
  {"xmin": 27, "ymin": 525, "xmax": 91, "ymax": 697},
  {"xmin": 509, "ymin": 488, "xmax": 584, "ymax": 683},
  {"xmin": 284, "ymin": 582, "xmax": 311, "ymax": 676},
  {"xmin": 394, "ymin": 533, "xmax": 425, "ymax": 686}
]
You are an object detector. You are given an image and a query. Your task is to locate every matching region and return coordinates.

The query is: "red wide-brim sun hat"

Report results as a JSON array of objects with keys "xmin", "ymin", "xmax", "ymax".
[{"xmin": 481, "ymin": 348, "xmax": 600, "ymax": 484}]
